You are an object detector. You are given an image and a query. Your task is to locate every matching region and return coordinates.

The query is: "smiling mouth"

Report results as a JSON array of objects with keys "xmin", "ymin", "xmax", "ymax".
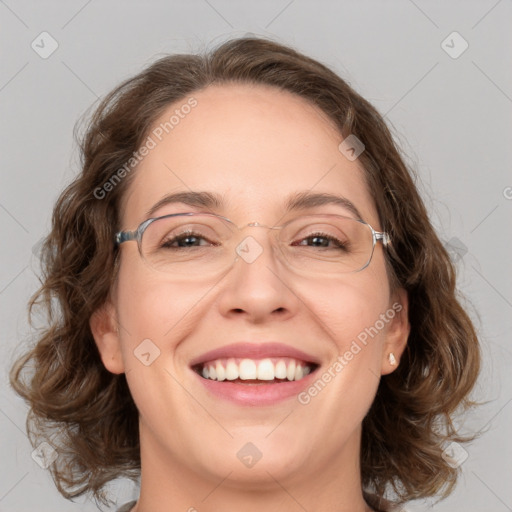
[{"xmin": 192, "ymin": 356, "xmax": 319, "ymax": 383}]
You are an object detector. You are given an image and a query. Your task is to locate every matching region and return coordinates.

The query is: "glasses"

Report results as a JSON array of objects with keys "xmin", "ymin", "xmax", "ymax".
[{"xmin": 115, "ymin": 212, "xmax": 390, "ymax": 278}]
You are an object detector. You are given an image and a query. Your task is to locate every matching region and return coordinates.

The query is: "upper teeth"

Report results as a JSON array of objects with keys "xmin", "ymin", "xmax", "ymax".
[{"xmin": 199, "ymin": 357, "xmax": 313, "ymax": 382}]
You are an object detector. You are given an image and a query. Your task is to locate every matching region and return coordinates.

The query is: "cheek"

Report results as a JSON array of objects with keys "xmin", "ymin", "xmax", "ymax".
[
  {"xmin": 298, "ymin": 271, "xmax": 390, "ymax": 406},
  {"xmin": 309, "ymin": 266, "xmax": 390, "ymax": 349},
  {"xmin": 116, "ymin": 249, "xmax": 202, "ymax": 327},
  {"xmin": 113, "ymin": 257, "xmax": 208, "ymax": 370},
  {"xmin": 112, "ymin": 263, "xmax": 204, "ymax": 422}
]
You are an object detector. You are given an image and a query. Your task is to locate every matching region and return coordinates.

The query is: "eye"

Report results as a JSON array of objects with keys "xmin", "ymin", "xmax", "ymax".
[
  {"xmin": 292, "ymin": 232, "xmax": 350, "ymax": 251},
  {"xmin": 160, "ymin": 230, "xmax": 218, "ymax": 249}
]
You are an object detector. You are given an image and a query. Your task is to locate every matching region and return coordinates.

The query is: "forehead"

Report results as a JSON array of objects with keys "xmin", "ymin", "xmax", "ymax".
[{"xmin": 120, "ymin": 83, "xmax": 380, "ymax": 228}]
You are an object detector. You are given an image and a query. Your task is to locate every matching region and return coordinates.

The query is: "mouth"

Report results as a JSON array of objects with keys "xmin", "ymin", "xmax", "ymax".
[
  {"xmin": 192, "ymin": 357, "xmax": 320, "ymax": 384},
  {"xmin": 189, "ymin": 342, "xmax": 322, "ymax": 406}
]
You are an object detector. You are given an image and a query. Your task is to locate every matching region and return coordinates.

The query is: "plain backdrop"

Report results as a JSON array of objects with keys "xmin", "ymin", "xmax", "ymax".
[{"xmin": 1, "ymin": 1, "xmax": 511, "ymax": 511}]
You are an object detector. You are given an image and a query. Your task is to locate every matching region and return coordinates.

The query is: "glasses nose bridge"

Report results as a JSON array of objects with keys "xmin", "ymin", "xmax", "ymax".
[
  {"xmin": 232, "ymin": 220, "xmax": 284, "ymax": 259},
  {"xmin": 236, "ymin": 220, "xmax": 281, "ymax": 240}
]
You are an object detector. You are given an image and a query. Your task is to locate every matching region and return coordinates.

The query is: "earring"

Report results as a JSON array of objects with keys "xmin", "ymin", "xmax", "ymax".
[{"xmin": 388, "ymin": 353, "xmax": 397, "ymax": 366}]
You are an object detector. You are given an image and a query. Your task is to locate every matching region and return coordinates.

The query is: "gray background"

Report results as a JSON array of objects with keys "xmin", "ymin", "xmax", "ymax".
[{"xmin": 1, "ymin": 1, "xmax": 511, "ymax": 511}]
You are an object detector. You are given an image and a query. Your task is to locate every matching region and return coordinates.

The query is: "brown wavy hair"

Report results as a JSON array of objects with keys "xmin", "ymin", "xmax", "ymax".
[{"xmin": 10, "ymin": 36, "xmax": 481, "ymax": 510}]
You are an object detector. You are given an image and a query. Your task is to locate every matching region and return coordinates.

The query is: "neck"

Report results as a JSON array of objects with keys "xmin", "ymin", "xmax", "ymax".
[{"xmin": 130, "ymin": 421, "xmax": 375, "ymax": 512}]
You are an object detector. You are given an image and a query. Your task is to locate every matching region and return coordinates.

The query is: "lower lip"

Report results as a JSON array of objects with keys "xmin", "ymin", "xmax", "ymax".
[{"xmin": 192, "ymin": 368, "xmax": 318, "ymax": 406}]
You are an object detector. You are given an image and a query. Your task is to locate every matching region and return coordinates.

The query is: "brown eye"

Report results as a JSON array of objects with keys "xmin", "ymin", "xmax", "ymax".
[
  {"xmin": 160, "ymin": 231, "xmax": 214, "ymax": 249},
  {"xmin": 292, "ymin": 232, "xmax": 350, "ymax": 251}
]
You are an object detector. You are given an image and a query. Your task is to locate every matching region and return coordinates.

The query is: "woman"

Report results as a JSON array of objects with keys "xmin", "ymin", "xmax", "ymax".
[{"xmin": 10, "ymin": 36, "xmax": 480, "ymax": 512}]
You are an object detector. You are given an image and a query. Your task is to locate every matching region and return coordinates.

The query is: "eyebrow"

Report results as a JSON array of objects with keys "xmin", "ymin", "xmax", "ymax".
[{"xmin": 144, "ymin": 190, "xmax": 363, "ymax": 221}]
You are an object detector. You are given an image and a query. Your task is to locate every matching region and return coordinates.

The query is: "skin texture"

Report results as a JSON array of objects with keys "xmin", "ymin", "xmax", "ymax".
[{"xmin": 90, "ymin": 83, "xmax": 410, "ymax": 512}]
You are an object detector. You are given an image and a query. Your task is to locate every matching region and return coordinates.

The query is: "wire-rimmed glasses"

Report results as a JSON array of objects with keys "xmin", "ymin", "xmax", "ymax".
[{"xmin": 115, "ymin": 212, "xmax": 390, "ymax": 279}]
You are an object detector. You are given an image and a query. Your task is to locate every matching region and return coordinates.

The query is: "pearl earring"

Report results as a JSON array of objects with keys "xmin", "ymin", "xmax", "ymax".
[{"xmin": 388, "ymin": 353, "xmax": 397, "ymax": 366}]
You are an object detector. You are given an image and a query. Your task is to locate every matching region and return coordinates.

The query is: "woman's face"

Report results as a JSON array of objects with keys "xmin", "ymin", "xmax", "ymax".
[{"xmin": 92, "ymin": 83, "xmax": 409, "ymax": 489}]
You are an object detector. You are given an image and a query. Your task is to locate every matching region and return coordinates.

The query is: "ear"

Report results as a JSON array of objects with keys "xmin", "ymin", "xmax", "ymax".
[
  {"xmin": 381, "ymin": 287, "xmax": 410, "ymax": 376},
  {"xmin": 89, "ymin": 300, "xmax": 125, "ymax": 374}
]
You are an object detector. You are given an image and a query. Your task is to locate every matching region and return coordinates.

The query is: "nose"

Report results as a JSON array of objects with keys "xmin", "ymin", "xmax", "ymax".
[{"xmin": 216, "ymin": 224, "xmax": 300, "ymax": 323}]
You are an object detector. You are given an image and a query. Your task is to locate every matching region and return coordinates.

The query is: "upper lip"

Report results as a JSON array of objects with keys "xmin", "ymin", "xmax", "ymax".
[{"xmin": 189, "ymin": 342, "xmax": 321, "ymax": 367}]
